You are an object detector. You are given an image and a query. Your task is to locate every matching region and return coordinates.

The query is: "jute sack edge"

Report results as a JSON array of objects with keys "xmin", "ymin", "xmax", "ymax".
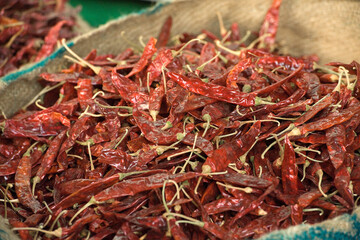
[{"xmin": 1, "ymin": 0, "xmax": 359, "ymax": 116}]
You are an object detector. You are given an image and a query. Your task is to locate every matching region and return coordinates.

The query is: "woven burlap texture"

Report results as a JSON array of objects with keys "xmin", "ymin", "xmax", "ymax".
[
  {"xmin": 1, "ymin": 0, "xmax": 359, "ymax": 117},
  {"xmin": 0, "ymin": 0, "xmax": 359, "ymax": 238}
]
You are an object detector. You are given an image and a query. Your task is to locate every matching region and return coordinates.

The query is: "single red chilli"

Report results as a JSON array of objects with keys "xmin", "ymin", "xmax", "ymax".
[
  {"xmin": 201, "ymin": 29, "xmax": 219, "ymax": 41},
  {"xmin": 132, "ymin": 106, "xmax": 182, "ymax": 145},
  {"xmin": 274, "ymin": 99, "xmax": 313, "ymax": 117},
  {"xmin": 3, "ymin": 111, "xmax": 70, "ymax": 138},
  {"xmin": 111, "ymin": 70, "xmax": 149, "ymax": 104},
  {"xmin": 311, "ymin": 199, "xmax": 337, "ymax": 211},
  {"xmin": 252, "ymin": 64, "xmax": 304, "ymax": 95},
  {"xmin": 295, "ymin": 133, "xmax": 327, "ymax": 144},
  {"xmin": 230, "ymin": 22, "xmax": 241, "ymax": 41},
  {"xmin": 294, "ymin": 93, "xmax": 334, "ymax": 126},
  {"xmin": 0, "ymin": 159, "xmax": 21, "ymax": 176},
  {"xmin": 94, "ymin": 172, "xmax": 200, "ymax": 202},
  {"xmin": 182, "ymin": 133, "xmax": 214, "ymax": 157},
  {"xmin": 226, "ymin": 58, "xmax": 252, "ymax": 89},
  {"xmin": 33, "ymin": 130, "xmax": 66, "ymax": 184},
  {"xmin": 15, "ymin": 146, "xmax": 43, "ymax": 213},
  {"xmin": 326, "ymin": 125, "xmax": 346, "ymax": 169},
  {"xmin": 282, "ymin": 135, "xmax": 298, "ymax": 195},
  {"xmin": 229, "ymin": 178, "xmax": 279, "ymax": 226},
  {"xmin": 40, "ymin": 72, "xmax": 102, "ymax": 84},
  {"xmin": 297, "ymin": 185, "xmax": 332, "ymax": 208},
  {"xmin": 51, "ymin": 173, "xmax": 120, "ymax": 212},
  {"xmin": 192, "ymin": 197, "xmax": 253, "ymax": 217},
  {"xmin": 173, "ymin": 94, "xmax": 218, "ymax": 114},
  {"xmin": 126, "ymin": 37, "xmax": 157, "ymax": 78},
  {"xmin": 156, "ymin": 16, "xmax": 173, "ymax": 48},
  {"xmin": 209, "ymin": 172, "xmax": 272, "ymax": 189},
  {"xmin": 77, "ymin": 78, "xmax": 94, "ymax": 110},
  {"xmin": 257, "ymin": 55, "xmax": 313, "ymax": 70},
  {"xmin": 147, "ymin": 48, "xmax": 173, "ymax": 86},
  {"xmin": 259, "ymin": 0, "xmax": 282, "ymax": 49},
  {"xmin": 167, "ymin": 72, "xmax": 256, "ymax": 106},
  {"xmin": 291, "ymin": 204, "xmax": 303, "ymax": 225},
  {"xmin": 198, "ymin": 42, "xmax": 217, "ymax": 65},
  {"xmin": 202, "ymin": 121, "xmax": 261, "ymax": 173},
  {"xmin": 35, "ymin": 20, "xmax": 69, "ymax": 61},
  {"xmin": 149, "ymin": 84, "xmax": 165, "ymax": 121},
  {"xmin": 8, "ymin": 220, "xmax": 31, "ymax": 240},
  {"xmin": 54, "ymin": 179, "xmax": 95, "ymax": 199},
  {"xmin": 61, "ymin": 214, "xmax": 100, "ymax": 238},
  {"xmin": 228, "ymin": 206, "xmax": 291, "ymax": 239},
  {"xmin": 289, "ymin": 104, "xmax": 360, "ymax": 137},
  {"xmin": 334, "ymin": 166, "xmax": 354, "ymax": 207}
]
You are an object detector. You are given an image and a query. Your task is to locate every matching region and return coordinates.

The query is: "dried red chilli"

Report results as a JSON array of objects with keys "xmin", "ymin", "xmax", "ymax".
[
  {"xmin": 1, "ymin": 2, "xmax": 360, "ymax": 239},
  {"xmin": 15, "ymin": 144, "xmax": 43, "ymax": 213},
  {"xmin": 281, "ymin": 135, "xmax": 298, "ymax": 195}
]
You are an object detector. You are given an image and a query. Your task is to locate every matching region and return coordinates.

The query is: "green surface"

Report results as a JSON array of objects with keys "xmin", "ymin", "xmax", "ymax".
[{"xmin": 69, "ymin": 0, "xmax": 153, "ymax": 27}]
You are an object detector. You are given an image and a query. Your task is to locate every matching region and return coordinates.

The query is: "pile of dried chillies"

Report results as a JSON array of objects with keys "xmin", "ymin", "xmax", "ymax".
[
  {"xmin": 0, "ymin": 0, "xmax": 78, "ymax": 77},
  {"xmin": 1, "ymin": 0, "xmax": 360, "ymax": 239}
]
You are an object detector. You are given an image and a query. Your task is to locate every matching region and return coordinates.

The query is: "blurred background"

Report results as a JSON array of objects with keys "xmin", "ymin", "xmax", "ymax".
[{"xmin": 69, "ymin": 0, "xmax": 154, "ymax": 27}]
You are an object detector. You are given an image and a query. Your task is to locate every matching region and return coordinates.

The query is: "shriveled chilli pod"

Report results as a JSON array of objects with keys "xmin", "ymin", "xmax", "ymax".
[{"xmin": 1, "ymin": 0, "xmax": 360, "ymax": 239}]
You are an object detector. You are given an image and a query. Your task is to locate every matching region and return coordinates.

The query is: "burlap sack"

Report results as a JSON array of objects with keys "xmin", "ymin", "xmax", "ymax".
[
  {"xmin": 0, "ymin": 0, "xmax": 359, "ymax": 239},
  {"xmin": 1, "ymin": 0, "xmax": 360, "ymax": 117}
]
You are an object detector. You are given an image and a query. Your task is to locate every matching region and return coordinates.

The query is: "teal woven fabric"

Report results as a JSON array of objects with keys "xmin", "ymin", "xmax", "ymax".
[{"xmin": 261, "ymin": 208, "xmax": 360, "ymax": 240}]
